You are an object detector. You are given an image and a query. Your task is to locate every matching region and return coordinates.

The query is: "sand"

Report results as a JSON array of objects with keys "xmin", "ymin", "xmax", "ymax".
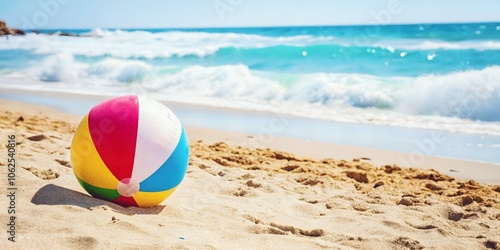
[{"xmin": 0, "ymin": 98, "xmax": 499, "ymax": 250}]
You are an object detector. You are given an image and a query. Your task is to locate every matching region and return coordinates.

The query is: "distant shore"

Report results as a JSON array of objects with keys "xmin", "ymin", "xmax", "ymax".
[{"xmin": 0, "ymin": 20, "xmax": 26, "ymax": 36}]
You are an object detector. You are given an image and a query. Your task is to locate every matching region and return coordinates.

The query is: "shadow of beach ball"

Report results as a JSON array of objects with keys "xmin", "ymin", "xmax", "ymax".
[{"xmin": 70, "ymin": 95, "xmax": 189, "ymax": 207}]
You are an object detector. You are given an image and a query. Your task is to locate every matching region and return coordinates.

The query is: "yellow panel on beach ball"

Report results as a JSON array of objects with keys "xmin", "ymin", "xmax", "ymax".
[{"xmin": 71, "ymin": 114, "xmax": 119, "ymax": 189}]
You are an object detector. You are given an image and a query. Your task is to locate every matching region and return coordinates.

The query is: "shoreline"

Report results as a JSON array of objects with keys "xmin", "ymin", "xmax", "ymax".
[
  {"xmin": 1, "ymin": 87, "xmax": 500, "ymax": 166},
  {"xmin": 1, "ymin": 97, "xmax": 499, "ymax": 185}
]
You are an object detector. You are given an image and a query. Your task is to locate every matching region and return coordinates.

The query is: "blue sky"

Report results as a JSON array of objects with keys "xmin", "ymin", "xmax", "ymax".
[{"xmin": 1, "ymin": 0, "xmax": 499, "ymax": 29}]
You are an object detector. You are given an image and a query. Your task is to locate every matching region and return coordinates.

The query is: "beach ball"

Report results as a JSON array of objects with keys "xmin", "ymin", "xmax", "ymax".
[{"xmin": 70, "ymin": 95, "xmax": 189, "ymax": 207}]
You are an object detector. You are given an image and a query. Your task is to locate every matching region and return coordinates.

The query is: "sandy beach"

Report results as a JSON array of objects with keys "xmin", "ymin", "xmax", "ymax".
[{"xmin": 0, "ymin": 97, "xmax": 499, "ymax": 249}]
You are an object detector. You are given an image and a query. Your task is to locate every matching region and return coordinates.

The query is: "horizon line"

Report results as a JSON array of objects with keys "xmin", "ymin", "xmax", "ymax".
[{"xmin": 9, "ymin": 20, "xmax": 500, "ymax": 31}]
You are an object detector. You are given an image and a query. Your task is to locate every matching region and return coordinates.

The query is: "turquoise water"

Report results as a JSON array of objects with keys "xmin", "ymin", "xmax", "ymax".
[
  {"xmin": 0, "ymin": 22, "xmax": 500, "ymax": 135},
  {"xmin": 22, "ymin": 23, "xmax": 500, "ymax": 76}
]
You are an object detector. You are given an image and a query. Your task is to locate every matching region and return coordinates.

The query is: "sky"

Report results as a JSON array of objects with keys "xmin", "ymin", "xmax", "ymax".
[{"xmin": 0, "ymin": 0, "xmax": 499, "ymax": 29}]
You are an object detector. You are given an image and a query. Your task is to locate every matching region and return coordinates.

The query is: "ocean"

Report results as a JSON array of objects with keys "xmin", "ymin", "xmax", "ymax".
[{"xmin": 0, "ymin": 23, "xmax": 499, "ymax": 138}]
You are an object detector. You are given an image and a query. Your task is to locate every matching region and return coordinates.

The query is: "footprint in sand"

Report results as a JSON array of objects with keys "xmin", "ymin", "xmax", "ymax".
[
  {"xmin": 245, "ymin": 180, "xmax": 261, "ymax": 188},
  {"xmin": 23, "ymin": 167, "xmax": 60, "ymax": 180},
  {"xmin": 392, "ymin": 236, "xmax": 424, "ymax": 250},
  {"xmin": 64, "ymin": 236, "xmax": 98, "ymax": 249},
  {"xmin": 243, "ymin": 214, "xmax": 325, "ymax": 237}
]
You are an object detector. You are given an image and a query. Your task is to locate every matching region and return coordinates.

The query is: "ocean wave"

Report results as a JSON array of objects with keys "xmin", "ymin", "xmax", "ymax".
[
  {"xmin": 29, "ymin": 53, "xmax": 87, "ymax": 82},
  {"xmin": 2, "ymin": 54, "xmax": 499, "ymax": 135},
  {"xmin": 85, "ymin": 28, "xmax": 500, "ymax": 51},
  {"xmin": 87, "ymin": 58, "xmax": 155, "ymax": 83},
  {"xmin": 283, "ymin": 66, "xmax": 500, "ymax": 123},
  {"xmin": 396, "ymin": 67, "xmax": 500, "ymax": 122},
  {"xmin": 1, "ymin": 30, "xmax": 499, "ymax": 61},
  {"xmin": 0, "ymin": 30, "xmax": 333, "ymax": 58}
]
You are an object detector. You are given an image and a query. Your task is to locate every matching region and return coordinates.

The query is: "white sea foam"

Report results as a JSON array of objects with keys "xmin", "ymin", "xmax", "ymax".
[
  {"xmin": 87, "ymin": 58, "xmax": 155, "ymax": 83},
  {"xmin": 0, "ymin": 30, "xmax": 498, "ymax": 61},
  {"xmin": 373, "ymin": 40, "xmax": 500, "ymax": 51},
  {"xmin": 0, "ymin": 30, "xmax": 331, "ymax": 58},
  {"xmin": 1, "ymin": 54, "xmax": 499, "ymax": 135},
  {"xmin": 28, "ymin": 53, "xmax": 87, "ymax": 82}
]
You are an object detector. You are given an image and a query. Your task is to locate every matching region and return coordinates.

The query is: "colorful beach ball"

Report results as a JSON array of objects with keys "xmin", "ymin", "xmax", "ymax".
[{"xmin": 70, "ymin": 95, "xmax": 189, "ymax": 207}]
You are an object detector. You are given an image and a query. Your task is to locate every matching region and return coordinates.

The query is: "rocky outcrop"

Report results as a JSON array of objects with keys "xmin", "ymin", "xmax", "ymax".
[
  {"xmin": 0, "ymin": 20, "xmax": 26, "ymax": 36},
  {"xmin": 1, "ymin": 19, "xmax": 94, "ymax": 37}
]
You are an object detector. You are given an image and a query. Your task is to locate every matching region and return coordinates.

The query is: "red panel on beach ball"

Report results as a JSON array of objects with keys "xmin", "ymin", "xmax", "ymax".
[{"xmin": 88, "ymin": 95, "xmax": 139, "ymax": 180}]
